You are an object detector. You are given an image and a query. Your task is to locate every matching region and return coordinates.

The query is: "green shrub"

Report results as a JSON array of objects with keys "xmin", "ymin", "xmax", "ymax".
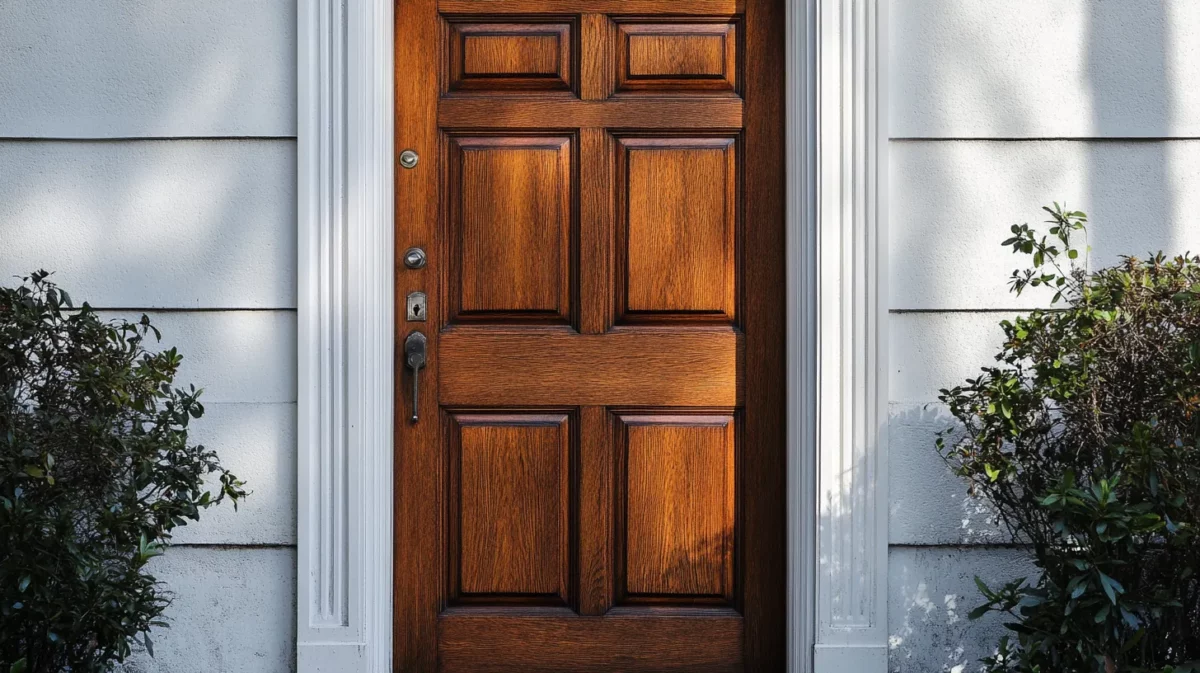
[
  {"xmin": 938, "ymin": 206, "xmax": 1200, "ymax": 673},
  {"xmin": 0, "ymin": 271, "xmax": 246, "ymax": 673}
]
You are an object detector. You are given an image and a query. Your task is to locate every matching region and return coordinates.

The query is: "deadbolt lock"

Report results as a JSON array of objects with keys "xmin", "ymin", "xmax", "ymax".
[
  {"xmin": 403, "ymin": 247, "xmax": 427, "ymax": 269},
  {"xmin": 399, "ymin": 149, "xmax": 419, "ymax": 169}
]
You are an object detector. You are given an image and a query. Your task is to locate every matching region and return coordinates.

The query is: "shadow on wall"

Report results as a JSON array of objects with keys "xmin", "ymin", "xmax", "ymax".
[
  {"xmin": 0, "ymin": 3, "xmax": 302, "ymax": 672},
  {"xmin": 0, "ymin": 0, "xmax": 298, "ymax": 310},
  {"xmin": 888, "ymin": 545, "xmax": 1036, "ymax": 673},
  {"xmin": 0, "ymin": 0, "xmax": 296, "ymax": 138},
  {"xmin": 1086, "ymin": 0, "xmax": 1174, "ymax": 256},
  {"xmin": 888, "ymin": 404, "xmax": 1006, "ymax": 548},
  {"xmin": 888, "ymin": 0, "xmax": 1197, "ymax": 315},
  {"xmin": 888, "ymin": 4, "xmax": 1175, "ymax": 668},
  {"xmin": 886, "ymin": 404, "xmax": 1023, "ymax": 673}
]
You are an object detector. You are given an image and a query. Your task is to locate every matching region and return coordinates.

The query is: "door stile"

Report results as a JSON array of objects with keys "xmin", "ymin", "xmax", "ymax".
[
  {"xmin": 739, "ymin": 0, "xmax": 788, "ymax": 667},
  {"xmin": 394, "ymin": 0, "xmax": 441, "ymax": 669}
]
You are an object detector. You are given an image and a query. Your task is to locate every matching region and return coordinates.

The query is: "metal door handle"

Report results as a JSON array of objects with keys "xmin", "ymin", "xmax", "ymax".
[{"xmin": 404, "ymin": 331, "xmax": 427, "ymax": 423}]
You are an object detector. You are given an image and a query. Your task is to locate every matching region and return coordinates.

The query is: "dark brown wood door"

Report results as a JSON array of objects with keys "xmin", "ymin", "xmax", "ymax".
[{"xmin": 394, "ymin": 0, "xmax": 785, "ymax": 670}]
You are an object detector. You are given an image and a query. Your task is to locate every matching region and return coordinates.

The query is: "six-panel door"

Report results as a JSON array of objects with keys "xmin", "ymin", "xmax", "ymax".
[{"xmin": 395, "ymin": 0, "xmax": 785, "ymax": 670}]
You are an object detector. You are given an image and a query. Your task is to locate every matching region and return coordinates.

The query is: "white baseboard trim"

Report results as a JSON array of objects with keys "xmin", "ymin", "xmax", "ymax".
[{"xmin": 814, "ymin": 644, "xmax": 890, "ymax": 673}]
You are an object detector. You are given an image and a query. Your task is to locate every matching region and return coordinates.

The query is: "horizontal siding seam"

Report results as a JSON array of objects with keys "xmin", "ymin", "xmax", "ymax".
[
  {"xmin": 169, "ymin": 543, "xmax": 297, "ymax": 550},
  {"xmin": 0, "ymin": 136, "xmax": 298, "ymax": 142},
  {"xmin": 889, "ymin": 308, "xmax": 1043, "ymax": 314},
  {"xmin": 890, "ymin": 136, "xmax": 1200, "ymax": 142},
  {"xmin": 200, "ymin": 400, "xmax": 297, "ymax": 406},
  {"xmin": 888, "ymin": 543, "xmax": 1025, "ymax": 551},
  {"xmin": 90, "ymin": 307, "xmax": 299, "ymax": 313}
]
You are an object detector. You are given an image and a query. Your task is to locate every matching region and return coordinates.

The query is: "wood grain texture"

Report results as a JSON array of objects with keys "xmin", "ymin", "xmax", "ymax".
[
  {"xmin": 394, "ymin": 0, "xmax": 441, "ymax": 669},
  {"xmin": 449, "ymin": 413, "xmax": 571, "ymax": 603},
  {"xmin": 465, "ymin": 35, "xmax": 557, "ymax": 74},
  {"xmin": 439, "ymin": 98, "xmax": 743, "ymax": 129},
  {"xmin": 618, "ymin": 136, "xmax": 737, "ymax": 323},
  {"xmin": 619, "ymin": 414, "xmax": 736, "ymax": 603},
  {"xmin": 447, "ymin": 21, "xmax": 574, "ymax": 93},
  {"xmin": 739, "ymin": 0, "xmax": 788, "ymax": 667},
  {"xmin": 630, "ymin": 33, "xmax": 723, "ymax": 75},
  {"xmin": 579, "ymin": 128, "xmax": 614, "ymax": 333},
  {"xmin": 439, "ymin": 0, "xmax": 743, "ymax": 13},
  {"xmin": 439, "ymin": 329, "xmax": 743, "ymax": 407},
  {"xmin": 398, "ymin": 0, "xmax": 784, "ymax": 668},
  {"xmin": 580, "ymin": 15, "xmax": 614, "ymax": 101},
  {"xmin": 446, "ymin": 135, "xmax": 573, "ymax": 324},
  {"xmin": 437, "ymin": 613, "xmax": 744, "ymax": 672},
  {"xmin": 578, "ymin": 406, "xmax": 614, "ymax": 615},
  {"xmin": 617, "ymin": 22, "xmax": 738, "ymax": 94}
]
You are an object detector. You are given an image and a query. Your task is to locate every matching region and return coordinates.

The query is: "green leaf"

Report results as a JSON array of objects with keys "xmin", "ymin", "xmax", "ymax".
[
  {"xmin": 967, "ymin": 604, "xmax": 991, "ymax": 621},
  {"xmin": 1120, "ymin": 607, "xmax": 1141, "ymax": 629},
  {"xmin": 984, "ymin": 464, "xmax": 1001, "ymax": 482},
  {"xmin": 17, "ymin": 575, "xmax": 30, "ymax": 593},
  {"xmin": 9, "ymin": 658, "xmax": 28, "ymax": 673},
  {"xmin": 1098, "ymin": 572, "xmax": 1124, "ymax": 604},
  {"xmin": 1066, "ymin": 574, "xmax": 1086, "ymax": 599}
]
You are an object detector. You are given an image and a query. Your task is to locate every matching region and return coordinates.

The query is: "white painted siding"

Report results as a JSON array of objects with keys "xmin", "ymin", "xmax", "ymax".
[
  {"xmin": 120, "ymin": 547, "xmax": 296, "ymax": 673},
  {"xmin": 888, "ymin": 2, "xmax": 1200, "ymax": 671},
  {"xmin": 0, "ymin": 0, "xmax": 296, "ymax": 138},
  {"xmin": 889, "ymin": 547, "xmax": 1036, "ymax": 673},
  {"xmin": 891, "ymin": 0, "xmax": 1200, "ymax": 138},
  {"xmin": 171, "ymin": 402, "xmax": 297, "ymax": 546},
  {"xmin": 0, "ymin": 141, "xmax": 296, "ymax": 309},
  {"xmin": 891, "ymin": 140, "xmax": 1200, "ymax": 311},
  {"xmin": 0, "ymin": 1, "xmax": 297, "ymax": 670},
  {"xmin": 96, "ymin": 310, "xmax": 298, "ymax": 404}
]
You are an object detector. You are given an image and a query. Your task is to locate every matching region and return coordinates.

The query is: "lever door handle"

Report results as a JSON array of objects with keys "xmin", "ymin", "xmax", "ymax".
[{"xmin": 404, "ymin": 331, "xmax": 427, "ymax": 423}]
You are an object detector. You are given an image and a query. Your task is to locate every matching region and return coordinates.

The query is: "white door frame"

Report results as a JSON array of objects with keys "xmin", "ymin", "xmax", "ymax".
[{"xmin": 295, "ymin": 1, "xmax": 888, "ymax": 671}]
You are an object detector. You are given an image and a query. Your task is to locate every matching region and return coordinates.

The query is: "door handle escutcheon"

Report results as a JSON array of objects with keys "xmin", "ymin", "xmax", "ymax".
[{"xmin": 404, "ymin": 331, "xmax": 427, "ymax": 423}]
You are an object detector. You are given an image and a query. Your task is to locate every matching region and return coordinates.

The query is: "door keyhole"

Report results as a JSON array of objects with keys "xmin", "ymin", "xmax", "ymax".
[{"xmin": 406, "ymin": 291, "xmax": 427, "ymax": 322}]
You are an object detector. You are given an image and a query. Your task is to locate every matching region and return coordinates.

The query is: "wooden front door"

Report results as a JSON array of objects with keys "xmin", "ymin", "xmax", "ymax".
[{"xmin": 394, "ymin": 0, "xmax": 785, "ymax": 669}]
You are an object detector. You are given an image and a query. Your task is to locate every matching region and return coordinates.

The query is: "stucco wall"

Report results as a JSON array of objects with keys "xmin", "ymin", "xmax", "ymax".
[
  {"xmin": 0, "ymin": 1, "xmax": 297, "ymax": 671},
  {"xmin": 888, "ymin": 1, "xmax": 1200, "ymax": 671}
]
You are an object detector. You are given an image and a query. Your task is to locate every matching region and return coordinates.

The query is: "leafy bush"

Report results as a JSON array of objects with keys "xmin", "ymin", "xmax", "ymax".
[
  {"xmin": 0, "ymin": 271, "xmax": 246, "ymax": 673},
  {"xmin": 937, "ymin": 206, "xmax": 1200, "ymax": 673}
]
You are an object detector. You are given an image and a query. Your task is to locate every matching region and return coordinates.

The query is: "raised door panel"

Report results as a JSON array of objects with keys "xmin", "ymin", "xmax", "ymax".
[
  {"xmin": 616, "ymin": 21, "xmax": 739, "ymax": 94},
  {"xmin": 448, "ymin": 413, "xmax": 573, "ymax": 605},
  {"xmin": 617, "ymin": 136, "xmax": 738, "ymax": 324},
  {"xmin": 616, "ymin": 413, "xmax": 736, "ymax": 606},
  {"xmin": 446, "ymin": 20, "xmax": 575, "ymax": 93},
  {"xmin": 446, "ymin": 135, "xmax": 575, "ymax": 324}
]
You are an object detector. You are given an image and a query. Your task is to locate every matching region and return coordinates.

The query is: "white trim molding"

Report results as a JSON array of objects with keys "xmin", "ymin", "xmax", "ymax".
[
  {"xmin": 297, "ymin": 0, "xmax": 394, "ymax": 670},
  {"xmin": 297, "ymin": 0, "xmax": 886, "ymax": 670},
  {"xmin": 804, "ymin": 0, "xmax": 890, "ymax": 671}
]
